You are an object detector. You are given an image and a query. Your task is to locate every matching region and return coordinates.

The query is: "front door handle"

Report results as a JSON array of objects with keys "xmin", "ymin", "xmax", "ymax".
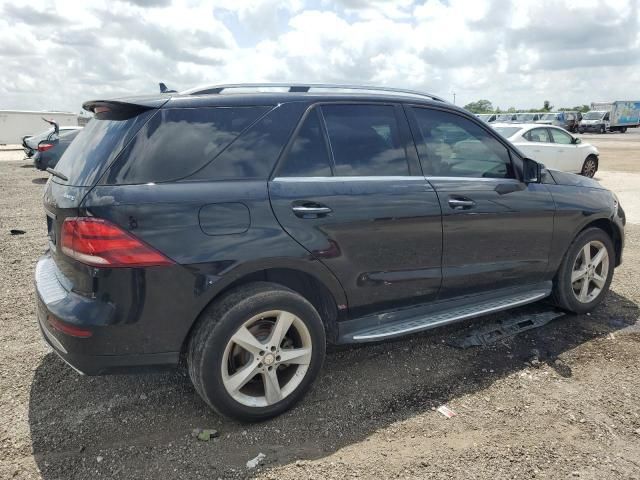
[
  {"xmin": 448, "ymin": 197, "xmax": 476, "ymax": 210},
  {"xmin": 292, "ymin": 203, "xmax": 332, "ymax": 218}
]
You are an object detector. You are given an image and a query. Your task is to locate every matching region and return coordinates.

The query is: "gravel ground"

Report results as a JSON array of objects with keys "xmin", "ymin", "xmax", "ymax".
[{"xmin": 1, "ymin": 132, "xmax": 639, "ymax": 480}]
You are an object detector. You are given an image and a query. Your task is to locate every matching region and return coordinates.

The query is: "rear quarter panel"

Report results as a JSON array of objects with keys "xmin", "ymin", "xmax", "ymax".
[{"xmin": 81, "ymin": 180, "xmax": 346, "ymax": 352}]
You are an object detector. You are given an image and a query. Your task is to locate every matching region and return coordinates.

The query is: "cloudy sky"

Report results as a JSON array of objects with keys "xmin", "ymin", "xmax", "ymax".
[{"xmin": 1, "ymin": 0, "xmax": 638, "ymax": 113}]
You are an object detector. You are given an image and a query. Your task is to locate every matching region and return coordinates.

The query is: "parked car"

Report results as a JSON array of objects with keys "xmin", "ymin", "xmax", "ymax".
[
  {"xmin": 36, "ymin": 84, "xmax": 625, "ymax": 422},
  {"xmin": 23, "ymin": 119, "xmax": 83, "ymax": 157},
  {"xmin": 492, "ymin": 123, "xmax": 600, "ymax": 177},
  {"xmin": 536, "ymin": 111, "xmax": 581, "ymax": 132},
  {"xmin": 514, "ymin": 113, "xmax": 541, "ymax": 123},
  {"xmin": 33, "ymin": 129, "xmax": 81, "ymax": 171},
  {"xmin": 476, "ymin": 113, "xmax": 497, "ymax": 123},
  {"xmin": 495, "ymin": 113, "xmax": 517, "ymax": 122}
]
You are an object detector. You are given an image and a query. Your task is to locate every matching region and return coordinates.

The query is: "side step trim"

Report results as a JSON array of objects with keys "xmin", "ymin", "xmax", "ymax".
[{"xmin": 351, "ymin": 290, "xmax": 550, "ymax": 342}]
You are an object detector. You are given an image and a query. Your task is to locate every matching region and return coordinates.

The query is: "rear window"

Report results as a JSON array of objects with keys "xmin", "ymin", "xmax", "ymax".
[
  {"xmin": 55, "ymin": 111, "xmax": 153, "ymax": 186},
  {"xmin": 105, "ymin": 106, "xmax": 270, "ymax": 184},
  {"xmin": 493, "ymin": 126, "xmax": 522, "ymax": 138}
]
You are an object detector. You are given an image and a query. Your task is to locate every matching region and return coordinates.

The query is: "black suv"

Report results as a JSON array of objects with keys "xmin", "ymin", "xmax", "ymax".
[{"xmin": 36, "ymin": 84, "xmax": 625, "ymax": 421}]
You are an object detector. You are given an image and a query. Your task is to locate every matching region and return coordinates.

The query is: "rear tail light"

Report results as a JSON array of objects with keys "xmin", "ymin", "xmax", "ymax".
[
  {"xmin": 61, "ymin": 217, "xmax": 174, "ymax": 267},
  {"xmin": 38, "ymin": 143, "xmax": 54, "ymax": 152}
]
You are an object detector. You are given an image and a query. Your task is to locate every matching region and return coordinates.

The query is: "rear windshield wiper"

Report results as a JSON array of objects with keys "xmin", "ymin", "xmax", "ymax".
[{"xmin": 46, "ymin": 168, "xmax": 69, "ymax": 181}]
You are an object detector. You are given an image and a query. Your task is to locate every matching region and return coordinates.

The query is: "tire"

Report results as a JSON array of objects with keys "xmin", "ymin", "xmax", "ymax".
[
  {"xmin": 620, "ymin": 127, "xmax": 627, "ymax": 133},
  {"xmin": 581, "ymin": 155, "xmax": 598, "ymax": 178},
  {"xmin": 187, "ymin": 282, "xmax": 326, "ymax": 422},
  {"xmin": 599, "ymin": 124, "xmax": 606, "ymax": 134},
  {"xmin": 551, "ymin": 227, "xmax": 615, "ymax": 314}
]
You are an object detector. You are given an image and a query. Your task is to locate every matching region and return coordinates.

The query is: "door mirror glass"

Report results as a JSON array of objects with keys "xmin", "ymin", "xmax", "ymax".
[{"xmin": 523, "ymin": 157, "xmax": 542, "ymax": 183}]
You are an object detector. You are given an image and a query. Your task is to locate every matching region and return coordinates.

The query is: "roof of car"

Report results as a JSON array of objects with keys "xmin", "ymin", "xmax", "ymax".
[{"xmin": 83, "ymin": 83, "xmax": 465, "ymax": 114}]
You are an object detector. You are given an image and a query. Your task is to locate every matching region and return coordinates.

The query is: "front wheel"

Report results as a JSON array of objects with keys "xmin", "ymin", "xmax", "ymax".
[
  {"xmin": 600, "ymin": 124, "xmax": 606, "ymax": 134},
  {"xmin": 551, "ymin": 228, "xmax": 615, "ymax": 314},
  {"xmin": 581, "ymin": 155, "xmax": 598, "ymax": 178},
  {"xmin": 188, "ymin": 282, "xmax": 326, "ymax": 422}
]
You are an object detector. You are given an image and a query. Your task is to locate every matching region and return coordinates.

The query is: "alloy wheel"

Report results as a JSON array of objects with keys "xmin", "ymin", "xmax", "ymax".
[
  {"xmin": 221, "ymin": 310, "xmax": 312, "ymax": 407},
  {"xmin": 571, "ymin": 240, "xmax": 609, "ymax": 303},
  {"xmin": 582, "ymin": 158, "xmax": 597, "ymax": 177}
]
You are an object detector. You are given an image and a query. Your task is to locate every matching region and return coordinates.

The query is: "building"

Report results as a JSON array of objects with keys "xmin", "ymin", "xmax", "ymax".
[{"xmin": 0, "ymin": 110, "xmax": 79, "ymax": 145}]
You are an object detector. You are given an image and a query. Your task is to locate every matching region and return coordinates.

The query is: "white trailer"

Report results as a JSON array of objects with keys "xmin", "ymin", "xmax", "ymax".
[{"xmin": 0, "ymin": 110, "xmax": 78, "ymax": 144}]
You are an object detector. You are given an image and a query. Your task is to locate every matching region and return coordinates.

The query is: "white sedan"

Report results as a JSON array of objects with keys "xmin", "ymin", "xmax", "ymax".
[{"xmin": 492, "ymin": 123, "xmax": 600, "ymax": 177}]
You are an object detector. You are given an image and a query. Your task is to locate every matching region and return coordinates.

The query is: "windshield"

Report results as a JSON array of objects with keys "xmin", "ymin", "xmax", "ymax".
[
  {"xmin": 539, "ymin": 113, "xmax": 556, "ymax": 120},
  {"xmin": 583, "ymin": 111, "xmax": 605, "ymax": 120},
  {"xmin": 493, "ymin": 126, "xmax": 522, "ymax": 138},
  {"xmin": 55, "ymin": 109, "xmax": 154, "ymax": 186},
  {"xmin": 496, "ymin": 114, "xmax": 513, "ymax": 121}
]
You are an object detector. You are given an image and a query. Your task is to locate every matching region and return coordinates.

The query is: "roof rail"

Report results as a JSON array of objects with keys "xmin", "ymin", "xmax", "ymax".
[{"xmin": 181, "ymin": 83, "xmax": 446, "ymax": 102}]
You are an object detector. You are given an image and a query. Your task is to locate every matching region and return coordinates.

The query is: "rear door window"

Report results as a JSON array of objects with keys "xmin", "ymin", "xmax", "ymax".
[
  {"xmin": 105, "ymin": 106, "xmax": 270, "ymax": 184},
  {"xmin": 277, "ymin": 109, "xmax": 332, "ymax": 177},
  {"xmin": 524, "ymin": 128, "xmax": 551, "ymax": 143},
  {"xmin": 321, "ymin": 104, "xmax": 409, "ymax": 176}
]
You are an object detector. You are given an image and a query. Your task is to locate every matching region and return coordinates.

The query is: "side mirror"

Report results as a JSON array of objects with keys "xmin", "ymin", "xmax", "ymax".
[
  {"xmin": 523, "ymin": 158, "xmax": 542, "ymax": 183},
  {"xmin": 572, "ymin": 137, "xmax": 581, "ymax": 144}
]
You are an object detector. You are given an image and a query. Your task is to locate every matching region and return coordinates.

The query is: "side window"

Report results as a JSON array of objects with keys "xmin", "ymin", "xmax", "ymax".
[
  {"xmin": 411, "ymin": 107, "xmax": 515, "ymax": 179},
  {"xmin": 321, "ymin": 104, "xmax": 409, "ymax": 176},
  {"xmin": 525, "ymin": 128, "xmax": 551, "ymax": 143},
  {"xmin": 550, "ymin": 128, "xmax": 573, "ymax": 144},
  {"xmin": 106, "ymin": 106, "xmax": 269, "ymax": 184},
  {"xmin": 604, "ymin": 112, "xmax": 610, "ymax": 121},
  {"xmin": 278, "ymin": 109, "xmax": 332, "ymax": 177}
]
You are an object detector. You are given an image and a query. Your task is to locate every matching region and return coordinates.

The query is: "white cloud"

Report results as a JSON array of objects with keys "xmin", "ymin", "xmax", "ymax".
[{"xmin": 0, "ymin": 0, "xmax": 638, "ymax": 112}]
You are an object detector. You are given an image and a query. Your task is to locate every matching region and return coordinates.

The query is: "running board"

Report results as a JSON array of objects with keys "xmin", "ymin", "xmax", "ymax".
[{"xmin": 344, "ymin": 289, "xmax": 550, "ymax": 342}]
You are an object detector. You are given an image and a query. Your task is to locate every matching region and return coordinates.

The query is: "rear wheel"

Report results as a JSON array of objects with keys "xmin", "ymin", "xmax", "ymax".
[
  {"xmin": 620, "ymin": 127, "xmax": 627, "ymax": 133},
  {"xmin": 188, "ymin": 282, "xmax": 326, "ymax": 422},
  {"xmin": 551, "ymin": 228, "xmax": 614, "ymax": 314},
  {"xmin": 581, "ymin": 155, "xmax": 598, "ymax": 178}
]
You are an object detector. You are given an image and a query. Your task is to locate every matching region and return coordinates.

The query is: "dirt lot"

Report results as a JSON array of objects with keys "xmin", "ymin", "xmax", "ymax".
[{"xmin": 1, "ymin": 132, "xmax": 640, "ymax": 480}]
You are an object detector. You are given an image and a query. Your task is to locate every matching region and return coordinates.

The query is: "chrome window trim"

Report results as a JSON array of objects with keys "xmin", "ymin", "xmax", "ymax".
[
  {"xmin": 272, "ymin": 176, "xmax": 422, "ymax": 182},
  {"xmin": 272, "ymin": 176, "xmax": 522, "ymax": 183},
  {"xmin": 424, "ymin": 176, "xmax": 521, "ymax": 183}
]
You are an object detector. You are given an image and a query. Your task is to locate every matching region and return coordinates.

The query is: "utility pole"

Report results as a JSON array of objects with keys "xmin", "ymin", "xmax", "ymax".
[{"xmin": 452, "ymin": 92, "xmax": 456, "ymax": 105}]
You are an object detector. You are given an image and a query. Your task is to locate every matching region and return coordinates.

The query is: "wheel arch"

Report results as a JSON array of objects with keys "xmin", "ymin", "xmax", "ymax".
[
  {"xmin": 575, "ymin": 217, "xmax": 622, "ymax": 266},
  {"xmin": 181, "ymin": 261, "xmax": 346, "ymax": 356}
]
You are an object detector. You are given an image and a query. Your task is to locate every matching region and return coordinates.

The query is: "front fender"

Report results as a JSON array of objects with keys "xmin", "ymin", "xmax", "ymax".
[{"xmin": 545, "ymin": 185, "xmax": 617, "ymax": 273}]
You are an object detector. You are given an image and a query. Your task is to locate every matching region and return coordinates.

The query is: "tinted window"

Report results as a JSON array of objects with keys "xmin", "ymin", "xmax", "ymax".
[
  {"xmin": 106, "ymin": 106, "xmax": 269, "ymax": 184},
  {"xmin": 278, "ymin": 109, "xmax": 332, "ymax": 177},
  {"xmin": 411, "ymin": 107, "xmax": 514, "ymax": 178},
  {"xmin": 190, "ymin": 103, "xmax": 300, "ymax": 180},
  {"xmin": 524, "ymin": 128, "xmax": 551, "ymax": 143},
  {"xmin": 322, "ymin": 104, "xmax": 409, "ymax": 176},
  {"xmin": 56, "ymin": 110, "xmax": 153, "ymax": 186},
  {"xmin": 550, "ymin": 128, "xmax": 573, "ymax": 144}
]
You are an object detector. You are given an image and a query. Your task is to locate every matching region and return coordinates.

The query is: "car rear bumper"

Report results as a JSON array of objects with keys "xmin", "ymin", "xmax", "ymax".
[{"xmin": 35, "ymin": 254, "xmax": 180, "ymax": 375}]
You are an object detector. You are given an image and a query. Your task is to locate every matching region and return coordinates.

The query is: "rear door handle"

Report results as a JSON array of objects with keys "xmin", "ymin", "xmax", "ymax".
[
  {"xmin": 448, "ymin": 197, "xmax": 476, "ymax": 210},
  {"xmin": 292, "ymin": 203, "xmax": 332, "ymax": 218}
]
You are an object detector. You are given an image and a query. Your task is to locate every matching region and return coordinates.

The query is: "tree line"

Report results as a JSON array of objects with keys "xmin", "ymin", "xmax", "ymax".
[{"xmin": 463, "ymin": 99, "xmax": 591, "ymax": 114}]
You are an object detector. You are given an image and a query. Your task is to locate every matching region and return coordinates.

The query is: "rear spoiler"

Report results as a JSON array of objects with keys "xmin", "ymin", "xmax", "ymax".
[
  {"xmin": 82, "ymin": 97, "xmax": 170, "ymax": 114},
  {"xmin": 41, "ymin": 116, "xmax": 59, "ymax": 135}
]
